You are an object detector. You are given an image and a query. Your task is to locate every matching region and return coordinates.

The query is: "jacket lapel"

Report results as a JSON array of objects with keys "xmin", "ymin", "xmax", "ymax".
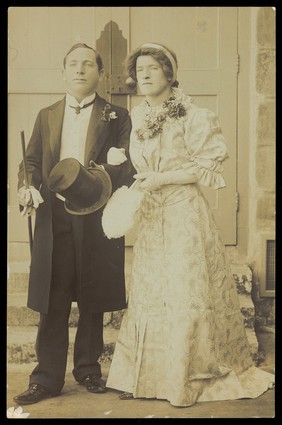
[
  {"xmin": 48, "ymin": 98, "xmax": 65, "ymax": 165},
  {"xmin": 84, "ymin": 95, "xmax": 111, "ymax": 166}
]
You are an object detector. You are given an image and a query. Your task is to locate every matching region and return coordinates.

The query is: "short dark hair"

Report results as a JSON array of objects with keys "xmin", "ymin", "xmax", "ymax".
[
  {"xmin": 63, "ymin": 43, "xmax": 104, "ymax": 72},
  {"xmin": 125, "ymin": 44, "xmax": 179, "ymax": 89}
]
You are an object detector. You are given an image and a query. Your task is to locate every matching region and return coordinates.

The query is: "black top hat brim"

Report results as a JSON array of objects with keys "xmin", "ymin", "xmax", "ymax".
[{"xmin": 64, "ymin": 167, "xmax": 112, "ymax": 215}]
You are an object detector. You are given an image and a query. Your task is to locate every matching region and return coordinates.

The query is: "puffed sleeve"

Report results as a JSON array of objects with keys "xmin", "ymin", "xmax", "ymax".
[{"xmin": 182, "ymin": 107, "xmax": 229, "ymax": 189}]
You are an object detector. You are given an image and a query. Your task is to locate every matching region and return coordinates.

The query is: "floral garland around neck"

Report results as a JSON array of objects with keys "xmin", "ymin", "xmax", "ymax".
[
  {"xmin": 135, "ymin": 96, "xmax": 186, "ymax": 141},
  {"xmin": 101, "ymin": 103, "xmax": 118, "ymax": 122}
]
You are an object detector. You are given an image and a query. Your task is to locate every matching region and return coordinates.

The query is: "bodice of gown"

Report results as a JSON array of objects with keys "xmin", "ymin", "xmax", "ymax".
[{"xmin": 129, "ymin": 88, "xmax": 228, "ymax": 191}]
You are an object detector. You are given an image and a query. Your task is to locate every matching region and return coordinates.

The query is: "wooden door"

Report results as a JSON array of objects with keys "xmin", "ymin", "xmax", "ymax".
[
  {"xmin": 8, "ymin": 7, "xmax": 238, "ymax": 245},
  {"xmin": 127, "ymin": 7, "xmax": 238, "ymax": 245}
]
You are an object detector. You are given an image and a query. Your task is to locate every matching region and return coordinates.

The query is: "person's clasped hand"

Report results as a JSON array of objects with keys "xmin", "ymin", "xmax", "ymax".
[
  {"xmin": 133, "ymin": 172, "xmax": 168, "ymax": 191},
  {"xmin": 107, "ymin": 147, "xmax": 127, "ymax": 166},
  {"xmin": 17, "ymin": 186, "xmax": 44, "ymax": 217}
]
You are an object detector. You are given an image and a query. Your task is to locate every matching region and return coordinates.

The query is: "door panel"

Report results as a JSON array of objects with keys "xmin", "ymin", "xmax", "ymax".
[{"xmin": 127, "ymin": 7, "xmax": 238, "ymax": 244}]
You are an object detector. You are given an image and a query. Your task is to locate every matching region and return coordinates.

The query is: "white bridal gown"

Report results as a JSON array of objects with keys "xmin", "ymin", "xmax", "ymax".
[{"xmin": 106, "ymin": 88, "xmax": 274, "ymax": 407}]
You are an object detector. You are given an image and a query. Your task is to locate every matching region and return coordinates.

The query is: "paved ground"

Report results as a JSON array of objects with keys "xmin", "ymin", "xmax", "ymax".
[
  {"xmin": 5, "ymin": 364, "xmax": 274, "ymax": 420},
  {"xmin": 5, "ymin": 332, "xmax": 275, "ymax": 420}
]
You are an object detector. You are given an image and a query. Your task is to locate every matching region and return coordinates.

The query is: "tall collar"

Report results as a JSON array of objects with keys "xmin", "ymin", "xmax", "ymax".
[{"xmin": 66, "ymin": 92, "xmax": 96, "ymax": 108}]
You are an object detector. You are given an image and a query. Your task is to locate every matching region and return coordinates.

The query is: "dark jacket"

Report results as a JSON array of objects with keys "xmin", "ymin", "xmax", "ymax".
[{"xmin": 18, "ymin": 94, "xmax": 134, "ymax": 314}]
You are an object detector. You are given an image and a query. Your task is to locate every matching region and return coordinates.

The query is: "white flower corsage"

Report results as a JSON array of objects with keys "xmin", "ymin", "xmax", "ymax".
[{"xmin": 101, "ymin": 104, "xmax": 118, "ymax": 122}]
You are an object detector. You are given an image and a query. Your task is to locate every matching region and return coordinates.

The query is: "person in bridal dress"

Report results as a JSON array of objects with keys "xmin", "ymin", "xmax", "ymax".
[{"xmin": 106, "ymin": 42, "xmax": 274, "ymax": 407}]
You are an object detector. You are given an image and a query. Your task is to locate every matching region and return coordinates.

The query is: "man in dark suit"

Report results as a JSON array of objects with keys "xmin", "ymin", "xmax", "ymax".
[{"xmin": 14, "ymin": 43, "xmax": 133, "ymax": 405}]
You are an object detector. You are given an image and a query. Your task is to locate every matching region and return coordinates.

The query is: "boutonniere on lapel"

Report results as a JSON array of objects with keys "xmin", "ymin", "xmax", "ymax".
[{"xmin": 101, "ymin": 104, "xmax": 118, "ymax": 122}]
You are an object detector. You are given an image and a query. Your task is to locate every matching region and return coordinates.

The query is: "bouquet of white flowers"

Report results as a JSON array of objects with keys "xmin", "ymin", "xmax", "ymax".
[{"xmin": 102, "ymin": 180, "xmax": 144, "ymax": 239}]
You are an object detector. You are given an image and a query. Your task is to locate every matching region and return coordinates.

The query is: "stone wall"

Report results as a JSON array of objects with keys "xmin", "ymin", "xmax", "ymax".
[{"xmin": 249, "ymin": 7, "xmax": 275, "ymax": 330}]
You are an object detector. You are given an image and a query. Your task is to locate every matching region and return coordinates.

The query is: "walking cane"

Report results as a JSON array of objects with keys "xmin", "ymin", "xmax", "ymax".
[{"xmin": 20, "ymin": 130, "xmax": 33, "ymax": 256}]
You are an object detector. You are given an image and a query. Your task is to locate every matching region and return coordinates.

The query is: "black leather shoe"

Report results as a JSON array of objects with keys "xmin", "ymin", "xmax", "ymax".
[
  {"xmin": 79, "ymin": 375, "xmax": 107, "ymax": 393},
  {"xmin": 13, "ymin": 383, "xmax": 60, "ymax": 405}
]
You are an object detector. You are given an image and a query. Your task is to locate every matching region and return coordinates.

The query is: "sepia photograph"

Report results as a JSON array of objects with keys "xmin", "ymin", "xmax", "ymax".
[{"xmin": 7, "ymin": 6, "xmax": 275, "ymax": 419}]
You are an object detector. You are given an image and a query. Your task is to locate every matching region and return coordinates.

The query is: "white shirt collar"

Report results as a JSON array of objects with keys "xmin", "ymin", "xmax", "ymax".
[{"xmin": 66, "ymin": 92, "xmax": 96, "ymax": 108}]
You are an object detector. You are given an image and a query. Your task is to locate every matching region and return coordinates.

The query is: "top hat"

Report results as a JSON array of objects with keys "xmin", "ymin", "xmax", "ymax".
[{"xmin": 47, "ymin": 158, "xmax": 112, "ymax": 215}]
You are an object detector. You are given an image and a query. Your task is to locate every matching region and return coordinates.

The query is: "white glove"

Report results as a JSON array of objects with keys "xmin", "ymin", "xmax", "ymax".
[
  {"xmin": 107, "ymin": 147, "xmax": 127, "ymax": 166},
  {"xmin": 134, "ymin": 171, "xmax": 197, "ymax": 191},
  {"xmin": 17, "ymin": 186, "xmax": 44, "ymax": 217}
]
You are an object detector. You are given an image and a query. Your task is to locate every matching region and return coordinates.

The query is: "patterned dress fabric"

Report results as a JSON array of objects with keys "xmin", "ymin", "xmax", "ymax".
[{"xmin": 106, "ymin": 88, "xmax": 274, "ymax": 407}]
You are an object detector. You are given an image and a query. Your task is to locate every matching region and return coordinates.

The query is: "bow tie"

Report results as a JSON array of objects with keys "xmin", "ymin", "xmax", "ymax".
[{"xmin": 69, "ymin": 99, "xmax": 95, "ymax": 114}]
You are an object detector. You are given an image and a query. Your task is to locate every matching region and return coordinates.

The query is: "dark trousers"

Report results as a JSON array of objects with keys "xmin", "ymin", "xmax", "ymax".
[{"xmin": 29, "ymin": 198, "xmax": 104, "ymax": 393}]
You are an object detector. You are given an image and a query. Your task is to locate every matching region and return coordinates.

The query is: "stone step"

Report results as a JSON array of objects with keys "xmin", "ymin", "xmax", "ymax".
[
  {"xmin": 7, "ymin": 292, "xmax": 77, "ymax": 327},
  {"xmin": 7, "ymin": 261, "xmax": 256, "ymax": 330},
  {"xmin": 8, "ymin": 291, "xmax": 256, "ymax": 331},
  {"xmin": 7, "ymin": 245, "xmax": 133, "ymax": 289},
  {"xmin": 7, "ymin": 326, "xmax": 120, "ymax": 364},
  {"xmin": 8, "ymin": 242, "xmax": 31, "ymax": 264},
  {"xmin": 8, "ymin": 295, "xmax": 255, "ymax": 331},
  {"xmin": 7, "ymin": 262, "xmax": 133, "ymax": 293},
  {"xmin": 7, "ymin": 325, "xmax": 258, "ymax": 365},
  {"xmin": 7, "ymin": 261, "xmax": 30, "ymax": 293},
  {"xmin": 7, "ymin": 292, "xmax": 124, "ymax": 328},
  {"xmin": 7, "ymin": 258, "xmax": 251, "ymax": 294}
]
